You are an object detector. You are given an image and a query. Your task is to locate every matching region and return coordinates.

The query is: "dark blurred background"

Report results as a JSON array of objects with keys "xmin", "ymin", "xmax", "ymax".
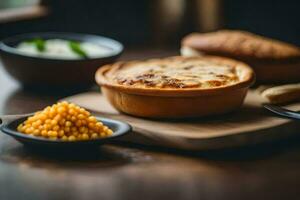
[{"xmin": 0, "ymin": 0, "xmax": 299, "ymax": 48}]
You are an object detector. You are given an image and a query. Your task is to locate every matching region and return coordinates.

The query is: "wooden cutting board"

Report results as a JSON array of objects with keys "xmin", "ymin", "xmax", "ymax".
[{"xmin": 63, "ymin": 90, "xmax": 300, "ymax": 150}]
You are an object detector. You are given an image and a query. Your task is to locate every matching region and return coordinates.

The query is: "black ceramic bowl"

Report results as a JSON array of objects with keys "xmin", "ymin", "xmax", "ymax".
[
  {"xmin": 0, "ymin": 32, "xmax": 123, "ymax": 90},
  {"xmin": 1, "ymin": 116, "xmax": 131, "ymax": 149}
]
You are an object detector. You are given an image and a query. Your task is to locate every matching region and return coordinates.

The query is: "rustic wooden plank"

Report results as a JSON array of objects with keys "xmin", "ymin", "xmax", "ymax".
[{"xmin": 64, "ymin": 90, "xmax": 300, "ymax": 150}]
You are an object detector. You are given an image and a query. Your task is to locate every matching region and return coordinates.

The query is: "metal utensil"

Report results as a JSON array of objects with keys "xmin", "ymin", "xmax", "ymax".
[
  {"xmin": 263, "ymin": 104, "xmax": 300, "ymax": 120},
  {"xmin": 0, "ymin": 113, "xmax": 131, "ymax": 149}
]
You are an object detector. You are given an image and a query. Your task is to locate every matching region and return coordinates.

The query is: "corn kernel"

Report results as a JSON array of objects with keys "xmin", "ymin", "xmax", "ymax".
[
  {"xmin": 52, "ymin": 131, "xmax": 58, "ymax": 137},
  {"xmin": 58, "ymin": 130, "xmax": 65, "ymax": 137},
  {"xmin": 71, "ymin": 127, "xmax": 77, "ymax": 132},
  {"xmin": 68, "ymin": 103, "xmax": 76, "ymax": 108},
  {"xmin": 25, "ymin": 127, "xmax": 33, "ymax": 134},
  {"xmin": 51, "ymin": 120, "xmax": 58, "ymax": 126},
  {"xmin": 71, "ymin": 116, "xmax": 77, "ymax": 122},
  {"xmin": 106, "ymin": 129, "xmax": 113, "ymax": 135},
  {"xmin": 53, "ymin": 125, "xmax": 60, "ymax": 131},
  {"xmin": 59, "ymin": 118, "xmax": 66, "ymax": 126},
  {"xmin": 64, "ymin": 127, "xmax": 71, "ymax": 133},
  {"xmin": 82, "ymin": 133, "xmax": 89, "ymax": 140},
  {"xmin": 54, "ymin": 114, "xmax": 61, "ymax": 121},
  {"xmin": 79, "ymin": 127, "xmax": 86, "ymax": 133},
  {"xmin": 79, "ymin": 108, "xmax": 85, "ymax": 113},
  {"xmin": 78, "ymin": 114, "xmax": 85, "ymax": 120},
  {"xmin": 41, "ymin": 130, "xmax": 48, "ymax": 137},
  {"xmin": 77, "ymin": 134, "xmax": 83, "ymax": 140},
  {"xmin": 44, "ymin": 124, "xmax": 51, "ymax": 130},
  {"xmin": 68, "ymin": 109, "xmax": 76, "ymax": 115},
  {"xmin": 27, "ymin": 117, "xmax": 34, "ymax": 123},
  {"xmin": 88, "ymin": 122, "xmax": 95, "ymax": 128},
  {"xmin": 75, "ymin": 120, "xmax": 81, "ymax": 127},
  {"xmin": 57, "ymin": 107, "xmax": 66, "ymax": 114},
  {"xmin": 88, "ymin": 116, "xmax": 97, "ymax": 123},
  {"xmin": 61, "ymin": 101, "xmax": 68, "ymax": 106},
  {"xmin": 103, "ymin": 126, "xmax": 108, "ymax": 132},
  {"xmin": 33, "ymin": 129, "xmax": 40, "ymax": 136},
  {"xmin": 99, "ymin": 122, "xmax": 104, "ymax": 126},
  {"xmin": 99, "ymin": 132, "xmax": 106, "ymax": 137},
  {"xmin": 62, "ymin": 136, "xmax": 68, "ymax": 141},
  {"xmin": 17, "ymin": 124, "xmax": 23, "ymax": 132},
  {"xmin": 68, "ymin": 135, "xmax": 76, "ymax": 141},
  {"xmin": 73, "ymin": 131, "xmax": 79, "ymax": 137},
  {"xmin": 65, "ymin": 121, "xmax": 72, "ymax": 127},
  {"xmin": 91, "ymin": 133, "xmax": 98, "ymax": 139},
  {"xmin": 49, "ymin": 108, "xmax": 56, "ymax": 117}
]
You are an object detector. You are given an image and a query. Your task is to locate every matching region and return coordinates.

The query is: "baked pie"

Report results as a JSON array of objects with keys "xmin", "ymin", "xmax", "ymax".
[
  {"xmin": 181, "ymin": 30, "xmax": 300, "ymax": 83},
  {"xmin": 96, "ymin": 56, "xmax": 255, "ymax": 118}
]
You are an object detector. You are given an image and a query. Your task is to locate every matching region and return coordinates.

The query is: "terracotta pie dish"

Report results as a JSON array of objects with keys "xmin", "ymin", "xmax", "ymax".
[{"xmin": 96, "ymin": 56, "xmax": 255, "ymax": 118}]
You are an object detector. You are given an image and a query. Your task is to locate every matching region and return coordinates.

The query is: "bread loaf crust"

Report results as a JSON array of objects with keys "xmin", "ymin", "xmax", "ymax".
[
  {"xmin": 182, "ymin": 30, "xmax": 300, "ymax": 83},
  {"xmin": 182, "ymin": 30, "xmax": 300, "ymax": 60}
]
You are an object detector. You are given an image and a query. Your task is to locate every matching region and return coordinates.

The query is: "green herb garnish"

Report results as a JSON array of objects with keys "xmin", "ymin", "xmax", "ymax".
[
  {"xmin": 69, "ymin": 41, "xmax": 88, "ymax": 58},
  {"xmin": 25, "ymin": 38, "xmax": 46, "ymax": 52}
]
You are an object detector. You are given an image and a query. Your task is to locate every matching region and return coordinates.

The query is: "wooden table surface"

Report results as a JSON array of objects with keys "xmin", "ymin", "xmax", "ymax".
[{"xmin": 1, "ymin": 49, "xmax": 300, "ymax": 200}]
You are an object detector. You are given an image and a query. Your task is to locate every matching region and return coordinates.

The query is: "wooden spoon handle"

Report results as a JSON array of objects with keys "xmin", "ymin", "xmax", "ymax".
[{"xmin": 260, "ymin": 83, "xmax": 300, "ymax": 104}]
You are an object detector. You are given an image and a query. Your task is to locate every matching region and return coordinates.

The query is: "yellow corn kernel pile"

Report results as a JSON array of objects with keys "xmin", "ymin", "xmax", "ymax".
[{"xmin": 17, "ymin": 101, "xmax": 113, "ymax": 141}]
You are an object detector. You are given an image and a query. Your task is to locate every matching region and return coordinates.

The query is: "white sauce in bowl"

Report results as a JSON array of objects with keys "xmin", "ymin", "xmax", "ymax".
[{"xmin": 16, "ymin": 39, "xmax": 113, "ymax": 59}]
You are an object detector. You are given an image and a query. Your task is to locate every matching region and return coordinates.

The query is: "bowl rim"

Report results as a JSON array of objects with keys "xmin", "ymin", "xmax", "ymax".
[{"xmin": 0, "ymin": 32, "xmax": 124, "ymax": 62}]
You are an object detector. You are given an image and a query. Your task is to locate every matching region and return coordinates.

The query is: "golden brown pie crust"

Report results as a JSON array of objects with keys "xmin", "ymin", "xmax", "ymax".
[
  {"xmin": 96, "ymin": 56, "xmax": 255, "ymax": 118},
  {"xmin": 181, "ymin": 30, "xmax": 300, "ymax": 83}
]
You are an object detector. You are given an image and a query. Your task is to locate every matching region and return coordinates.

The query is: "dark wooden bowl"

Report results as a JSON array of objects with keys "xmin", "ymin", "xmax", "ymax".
[{"xmin": 0, "ymin": 32, "xmax": 123, "ymax": 90}]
